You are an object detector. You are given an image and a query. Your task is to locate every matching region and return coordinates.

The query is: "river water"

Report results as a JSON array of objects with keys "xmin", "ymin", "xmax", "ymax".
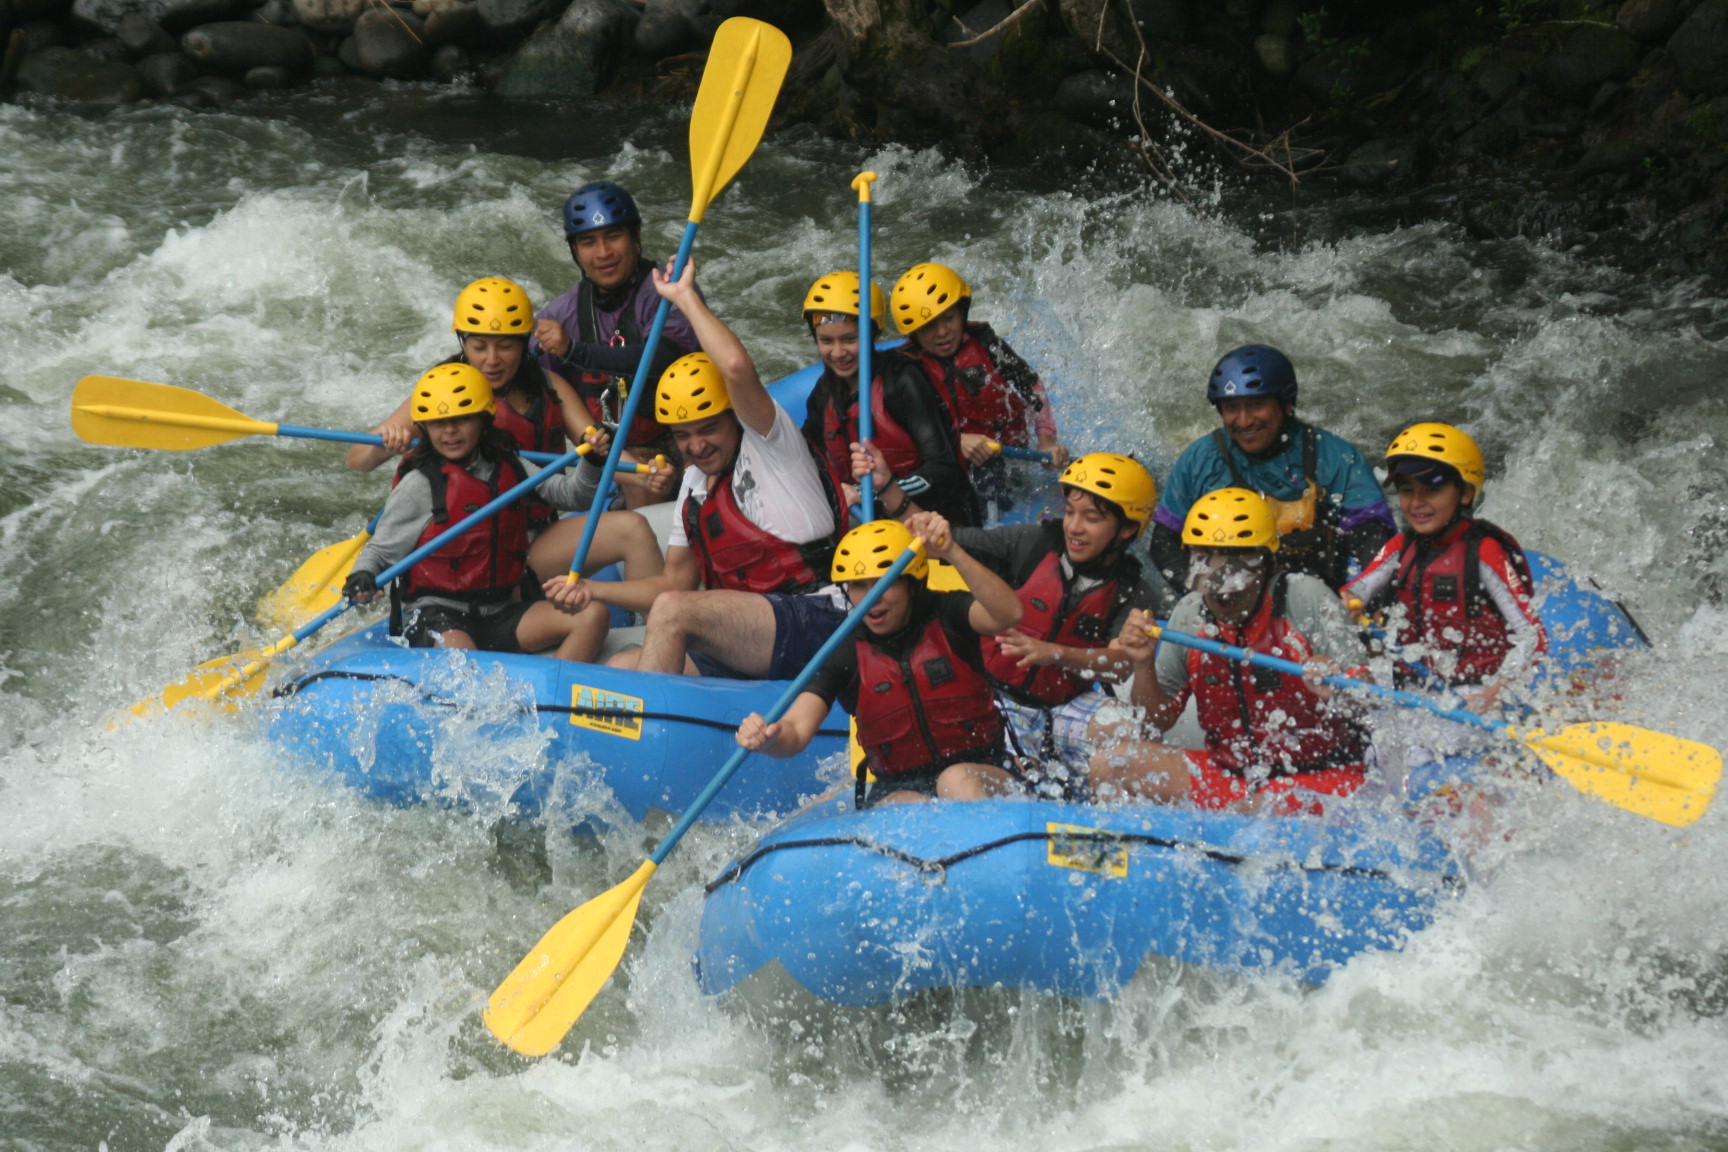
[{"xmin": 6, "ymin": 89, "xmax": 1728, "ymax": 1151}]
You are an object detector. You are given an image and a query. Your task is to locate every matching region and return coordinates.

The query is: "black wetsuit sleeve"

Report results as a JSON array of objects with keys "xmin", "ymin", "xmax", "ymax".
[
  {"xmin": 881, "ymin": 364, "xmax": 971, "ymax": 513},
  {"xmin": 805, "ymin": 638, "xmax": 859, "ymax": 711},
  {"xmin": 1147, "ymin": 522, "xmax": 1187, "ymax": 592}
]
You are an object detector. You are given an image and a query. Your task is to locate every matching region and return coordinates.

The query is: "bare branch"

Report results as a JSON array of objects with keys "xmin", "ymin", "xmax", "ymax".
[{"xmin": 948, "ymin": 0, "xmax": 1043, "ymax": 49}]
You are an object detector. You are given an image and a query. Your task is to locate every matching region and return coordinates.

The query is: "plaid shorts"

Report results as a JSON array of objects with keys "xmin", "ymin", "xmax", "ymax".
[{"xmin": 997, "ymin": 689, "xmax": 1134, "ymax": 769}]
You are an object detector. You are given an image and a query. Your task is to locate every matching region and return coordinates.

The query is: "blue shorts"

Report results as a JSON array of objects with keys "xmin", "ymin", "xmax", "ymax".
[{"xmin": 689, "ymin": 592, "xmax": 849, "ymax": 681}]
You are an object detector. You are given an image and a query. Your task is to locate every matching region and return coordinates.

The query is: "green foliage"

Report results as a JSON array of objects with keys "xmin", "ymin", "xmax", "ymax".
[{"xmin": 1296, "ymin": 4, "xmax": 1371, "ymax": 107}]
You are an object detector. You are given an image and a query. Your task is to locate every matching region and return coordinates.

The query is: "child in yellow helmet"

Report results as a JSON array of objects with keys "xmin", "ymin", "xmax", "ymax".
[{"xmin": 734, "ymin": 512, "xmax": 1029, "ymax": 805}]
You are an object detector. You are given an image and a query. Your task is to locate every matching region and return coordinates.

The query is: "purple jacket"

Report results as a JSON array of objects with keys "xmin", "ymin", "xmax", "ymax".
[{"xmin": 534, "ymin": 268, "xmax": 700, "ymax": 388}]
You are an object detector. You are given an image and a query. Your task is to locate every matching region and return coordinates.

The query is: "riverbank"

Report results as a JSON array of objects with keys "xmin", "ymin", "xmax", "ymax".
[{"xmin": 4, "ymin": 0, "xmax": 1727, "ymax": 279}]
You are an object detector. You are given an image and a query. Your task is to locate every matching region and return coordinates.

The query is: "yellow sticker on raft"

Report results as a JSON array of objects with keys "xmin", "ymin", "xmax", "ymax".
[
  {"xmin": 569, "ymin": 684, "xmax": 644, "ymax": 741},
  {"xmin": 1045, "ymin": 823, "xmax": 1129, "ymax": 878}
]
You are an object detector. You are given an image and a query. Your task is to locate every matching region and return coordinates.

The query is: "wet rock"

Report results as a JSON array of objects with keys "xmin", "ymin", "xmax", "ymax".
[
  {"xmin": 491, "ymin": 0, "xmax": 631, "ymax": 98},
  {"xmin": 134, "ymin": 45, "xmax": 195, "ymax": 91},
  {"xmin": 293, "ymin": 0, "xmax": 361, "ymax": 33},
  {"xmin": 1339, "ymin": 137, "xmax": 1418, "ymax": 188},
  {"xmin": 944, "ymin": 0, "xmax": 1013, "ymax": 62},
  {"xmin": 1682, "ymin": 95, "xmax": 1728, "ymax": 142},
  {"xmin": 422, "ymin": 0, "xmax": 480, "ymax": 44},
  {"xmin": 115, "ymin": 11, "xmax": 176, "ymax": 53},
  {"xmin": 428, "ymin": 39, "xmax": 465, "ymax": 78},
  {"xmin": 243, "ymin": 60, "xmax": 288, "ymax": 85},
  {"xmin": 16, "ymin": 20, "xmax": 65, "ymax": 55},
  {"xmin": 72, "ymin": 0, "xmax": 235, "ymax": 34},
  {"xmin": 1253, "ymin": 32, "xmax": 1290, "ymax": 78},
  {"xmin": 172, "ymin": 70, "xmax": 241, "ymax": 102},
  {"xmin": 1533, "ymin": 23, "xmax": 1641, "ymax": 103},
  {"xmin": 1056, "ymin": 0, "xmax": 1132, "ymax": 65},
  {"xmin": 1669, "ymin": 0, "xmax": 1728, "ymax": 97},
  {"xmin": 1053, "ymin": 68, "xmax": 1133, "ymax": 127},
  {"xmin": 181, "ymin": 19, "xmax": 311, "ymax": 71},
  {"xmin": 475, "ymin": 0, "xmax": 565, "ymax": 38},
  {"xmin": 1619, "ymin": 0, "xmax": 1683, "ymax": 44},
  {"xmin": 1466, "ymin": 46, "xmax": 1535, "ymax": 102},
  {"xmin": 309, "ymin": 49, "xmax": 342, "ymax": 73},
  {"xmin": 15, "ymin": 43, "xmax": 142, "ymax": 98},
  {"xmin": 1129, "ymin": 0, "xmax": 1186, "ymax": 42},
  {"xmin": 632, "ymin": 0, "xmax": 699, "ymax": 56},
  {"xmin": 352, "ymin": 6, "xmax": 423, "ymax": 75},
  {"xmin": 1575, "ymin": 138, "xmax": 1650, "ymax": 177},
  {"xmin": 252, "ymin": 0, "xmax": 296, "ymax": 24},
  {"xmin": 81, "ymin": 34, "xmax": 128, "ymax": 60}
]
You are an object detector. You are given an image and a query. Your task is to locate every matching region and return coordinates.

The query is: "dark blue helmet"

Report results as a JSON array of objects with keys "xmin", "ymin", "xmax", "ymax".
[
  {"xmin": 562, "ymin": 181, "xmax": 641, "ymax": 239},
  {"xmin": 1207, "ymin": 344, "xmax": 1297, "ymax": 405}
]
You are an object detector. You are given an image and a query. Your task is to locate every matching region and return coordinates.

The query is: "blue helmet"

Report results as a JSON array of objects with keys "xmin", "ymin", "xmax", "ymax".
[
  {"xmin": 562, "ymin": 181, "xmax": 641, "ymax": 239},
  {"xmin": 1207, "ymin": 344, "xmax": 1297, "ymax": 405}
]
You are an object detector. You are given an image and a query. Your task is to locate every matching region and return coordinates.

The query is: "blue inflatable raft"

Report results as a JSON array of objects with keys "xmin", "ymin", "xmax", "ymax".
[{"xmin": 691, "ymin": 555, "xmax": 1649, "ymax": 1003}]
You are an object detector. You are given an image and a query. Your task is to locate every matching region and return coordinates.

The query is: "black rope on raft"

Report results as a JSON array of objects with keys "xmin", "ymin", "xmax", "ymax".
[
  {"xmin": 703, "ymin": 828, "xmax": 1459, "ymax": 893},
  {"xmin": 273, "ymin": 670, "xmax": 850, "ymax": 737}
]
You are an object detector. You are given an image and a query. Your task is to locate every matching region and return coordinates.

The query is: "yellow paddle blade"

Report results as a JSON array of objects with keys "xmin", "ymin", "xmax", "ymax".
[
  {"xmin": 485, "ymin": 859, "xmax": 657, "ymax": 1057},
  {"xmin": 72, "ymin": 375, "xmax": 276, "ymax": 451},
  {"xmin": 133, "ymin": 634, "xmax": 299, "ymax": 716},
  {"xmin": 256, "ymin": 528, "xmax": 371, "ymax": 631},
  {"xmin": 1526, "ymin": 722, "xmax": 1722, "ymax": 828},
  {"xmin": 926, "ymin": 559, "xmax": 969, "ymax": 592},
  {"xmin": 686, "ymin": 18, "xmax": 792, "ymax": 223}
]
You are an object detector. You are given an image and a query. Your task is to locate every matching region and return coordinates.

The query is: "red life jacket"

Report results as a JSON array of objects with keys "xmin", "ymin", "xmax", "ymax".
[
  {"xmin": 981, "ymin": 536, "xmax": 1127, "ymax": 706},
  {"xmin": 899, "ymin": 322, "xmax": 1036, "ymax": 447},
  {"xmin": 1380, "ymin": 519, "xmax": 1537, "ymax": 686},
  {"xmin": 856, "ymin": 610, "xmax": 1004, "ymax": 778},
  {"xmin": 445, "ymin": 354, "xmax": 564, "ymax": 528},
  {"xmin": 1186, "ymin": 575, "xmax": 1365, "ymax": 777},
  {"xmin": 813, "ymin": 368, "xmax": 923, "ymax": 481},
  {"xmin": 680, "ymin": 444, "xmax": 845, "ymax": 596},
  {"xmin": 394, "ymin": 451, "xmax": 529, "ymax": 604}
]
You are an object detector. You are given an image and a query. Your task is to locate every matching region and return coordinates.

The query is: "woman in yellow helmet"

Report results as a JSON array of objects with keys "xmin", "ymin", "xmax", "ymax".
[
  {"xmin": 341, "ymin": 364, "xmax": 613, "ymax": 662},
  {"xmin": 734, "ymin": 512, "xmax": 1028, "ymax": 805},
  {"xmin": 1341, "ymin": 422, "xmax": 1545, "ymax": 712},
  {"xmin": 1087, "ymin": 487, "xmax": 1373, "ymax": 815}
]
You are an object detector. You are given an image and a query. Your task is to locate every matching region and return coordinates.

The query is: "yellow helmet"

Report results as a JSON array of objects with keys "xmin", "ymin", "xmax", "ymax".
[
  {"xmin": 1183, "ymin": 487, "xmax": 1280, "ymax": 552},
  {"xmin": 452, "ymin": 277, "xmax": 534, "ymax": 338},
  {"xmin": 890, "ymin": 262, "xmax": 970, "ymax": 335},
  {"xmin": 411, "ymin": 362, "xmax": 495, "ymax": 421},
  {"xmin": 1385, "ymin": 422, "xmax": 1485, "ymax": 494},
  {"xmin": 803, "ymin": 271, "xmax": 886, "ymax": 325},
  {"xmin": 1059, "ymin": 453, "xmax": 1157, "ymax": 531},
  {"xmin": 831, "ymin": 519, "xmax": 929, "ymax": 583},
  {"xmin": 654, "ymin": 353, "xmax": 732, "ymax": 425}
]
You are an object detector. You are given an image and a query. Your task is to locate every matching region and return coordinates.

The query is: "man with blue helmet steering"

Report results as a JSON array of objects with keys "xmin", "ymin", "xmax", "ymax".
[
  {"xmin": 1147, "ymin": 344, "xmax": 1394, "ymax": 592},
  {"xmin": 533, "ymin": 181, "xmax": 698, "ymax": 502}
]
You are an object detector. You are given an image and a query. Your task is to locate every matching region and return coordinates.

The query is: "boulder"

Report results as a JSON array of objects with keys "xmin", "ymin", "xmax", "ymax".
[
  {"xmin": 14, "ymin": 43, "xmax": 142, "ymax": 98},
  {"xmin": 1253, "ymin": 32, "xmax": 1290, "ymax": 78},
  {"xmin": 351, "ymin": 4, "xmax": 423, "ymax": 75},
  {"xmin": 428, "ymin": 39, "xmax": 465, "ymax": 77},
  {"xmin": 243, "ymin": 61, "xmax": 290, "ymax": 84},
  {"xmin": 1669, "ymin": 0, "xmax": 1728, "ymax": 97},
  {"xmin": 134, "ymin": 46, "xmax": 195, "ymax": 91},
  {"xmin": 1574, "ymin": 139, "xmax": 1651, "ymax": 177},
  {"xmin": 1618, "ymin": 0, "xmax": 1682, "ymax": 44},
  {"xmin": 115, "ymin": 11, "xmax": 177, "ymax": 52},
  {"xmin": 72, "ymin": 0, "xmax": 235, "ymax": 34},
  {"xmin": 81, "ymin": 34, "xmax": 129, "ymax": 59},
  {"xmin": 181, "ymin": 19, "xmax": 311, "ymax": 71},
  {"xmin": 632, "ymin": 0, "xmax": 700, "ymax": 56},
  {"xmin": 475, "ymin": 0, "xmax": 564, "ymax": 38},
  {"xmin": 422, "ymin": 0, "xmax": 480, "ymax": 44},
  {"xmin": 1532, "ymin": 22, "xmax": 1641, "ymax": 103},
  {"xmin": 293, "ymin": 0, "xmax": 362, "ymax": 33},
  {"xmin": 491, "ymin": 0, "xmax": 631, "ymax": 98},
  {"xmin": 173, "ymin": 70, "xmax": 241, "ymax": 102},
  {"xmin": 251, "ymin": 0, "xmax": 296, "ymax": 24},
  {"xmin": 1339, "ymin": 137, "xmax": 1418, "ymax": 188},
  {"xmin": 1052, "ymin": 68, "xmax": 1134, "ymax": 127}
]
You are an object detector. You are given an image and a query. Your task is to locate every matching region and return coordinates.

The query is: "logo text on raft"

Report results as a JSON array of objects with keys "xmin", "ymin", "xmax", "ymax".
[{"xmin": 569, "ymin": 684, "xmax": 645, "ymax": 740}]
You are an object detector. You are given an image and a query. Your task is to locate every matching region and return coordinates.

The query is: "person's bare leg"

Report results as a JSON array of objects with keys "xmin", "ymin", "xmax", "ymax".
[
  {"xmin": 1086, "ymin": 736, "xmax": 1195, "ymax": 804},
  {"xmin": 514, "ymin": 601, "xmax": 610, "ymax": 663},
  {"xmin": 527, "ymin": 511, "xmax": 663, "ymax": 583},
  {"xmin": 434, "ymin": 628, "xmax": 478, "ymax": 650},
  {"xmin": 633, "ymin": 589, "xmax": 778, "ymax": 677},
  {"xmin": 935, "ymin": 762, "xmax": 1022, "ymax": 800}
]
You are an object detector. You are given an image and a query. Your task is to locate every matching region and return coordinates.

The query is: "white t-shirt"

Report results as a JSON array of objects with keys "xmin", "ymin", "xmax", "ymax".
[{"xmin": 669, "ymin": 402, "xmax": 837, "ymax": 549}]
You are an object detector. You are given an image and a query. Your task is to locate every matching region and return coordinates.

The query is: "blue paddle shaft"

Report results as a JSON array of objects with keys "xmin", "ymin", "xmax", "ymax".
[
  {"xmin": 999, "ymin": 444, "xmax": 1053, "ymax": 463},
  {"xmin": 649, "ymin": 546, "xmax": 920, "ymax": 865},
  {"xmin": 1149, "ymin": 622, "xmax": 1503, "ymax": 736},
  {"xmin": 286, "ymin": 448, "xmax": 585, "ymax": 645},
  {"xmin": 273, "ymin": 424, "xmax": 564, "ymax": 466},
  {"xmin": 857, "ymin": 194, "xmax": 874, "ymax": 521},
  {"xmin": 568, "ymin": 221, "xmax": 700, "ymax": 574}
]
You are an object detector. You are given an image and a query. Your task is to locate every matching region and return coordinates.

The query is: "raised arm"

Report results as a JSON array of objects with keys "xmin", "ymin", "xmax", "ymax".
[
  {"xmin": 910, "ymin": 511, "xmax": 1021, "ymax": 635},
  {"xmin": 651, "ymin": 258, "xmax": 774, "ymax": 436}
]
